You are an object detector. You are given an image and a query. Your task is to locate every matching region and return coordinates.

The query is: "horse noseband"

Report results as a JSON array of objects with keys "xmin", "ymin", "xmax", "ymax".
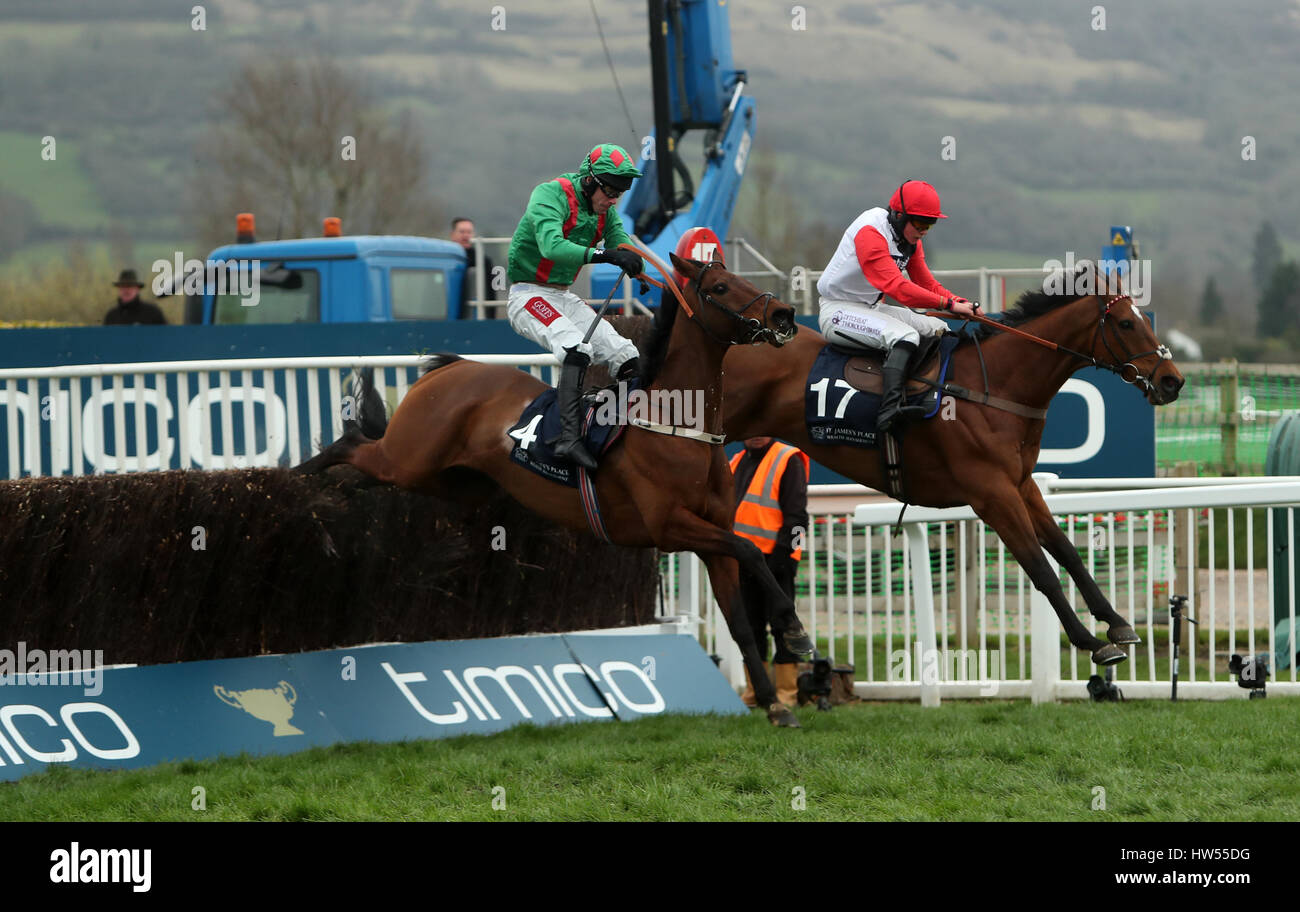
[
  {"xmin": 692, "ymin": 261, "xmax": 785, "ymax": 347},
  {"xmin": 1097, "ymin": 294, "xmax": 1170, "ymax": 393}
]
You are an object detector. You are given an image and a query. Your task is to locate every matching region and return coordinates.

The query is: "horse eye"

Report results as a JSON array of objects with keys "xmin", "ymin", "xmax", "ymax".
[
  {"xmin": 1119, "ymin": 319, "xmax": 1134, "ymax": 330},
  {"xmin": 713, "ymin": 283, "xmax": 727, "ymax": 294}
]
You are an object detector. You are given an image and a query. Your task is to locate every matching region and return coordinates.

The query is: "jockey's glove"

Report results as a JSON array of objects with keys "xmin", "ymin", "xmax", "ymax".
[
  {"xmin": 592, "ymin": 248, "xmax": 644, "ymax": 277},
  {"xmin": 946, "ymin": 297, "xmax": 980, "ymax": 317}
]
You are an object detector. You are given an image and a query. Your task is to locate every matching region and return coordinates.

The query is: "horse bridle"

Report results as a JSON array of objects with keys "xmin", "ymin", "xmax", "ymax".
[
  {"xmin": 1089, "ymin": 294, "xmax": 1174, "ymax": 395},
  {"xmin": 969, "ymin": 293, "xmax": 1171, "ymax": 392},
  {"xmin": 690, "ymin": 261, "xmax": 790, "ymax": 347},
  {"xmin": 947, "ymin": 293, "xmax": 1174, "ymax": 412}
]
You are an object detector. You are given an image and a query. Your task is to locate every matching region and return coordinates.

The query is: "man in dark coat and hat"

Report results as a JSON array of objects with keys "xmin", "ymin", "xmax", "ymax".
[{"xmin": 103, "ymin": 269, "xmax": 166, "ymax": 325}]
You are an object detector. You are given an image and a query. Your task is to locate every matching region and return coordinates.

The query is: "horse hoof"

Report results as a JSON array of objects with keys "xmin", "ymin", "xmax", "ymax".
[
  {"xmin": 1108, "ymin": 625, "xmax": 1141, "ymax": 646},
  {"xmin": 768, "ymin": 703, "xmax": 801, "ymax": 728},
  {"xmin": 782, "ymin": 627, "xmax": 815, "ymax": 659},
  {"xmin": 1092, "ymin": 644, "xmax": 1128, "ymax": 666}
]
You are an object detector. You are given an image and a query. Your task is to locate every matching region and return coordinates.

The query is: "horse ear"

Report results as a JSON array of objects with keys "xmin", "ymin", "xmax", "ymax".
[
  {"xmin": 669, "ymin": 252, "xmax": 701, "ymax": 280},
  {"xmin": 1109, "ymin": 267, "xmax": 1126, "ymax": 296}
]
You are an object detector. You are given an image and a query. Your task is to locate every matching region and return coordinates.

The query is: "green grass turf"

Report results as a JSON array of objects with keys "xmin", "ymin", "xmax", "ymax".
[{"xmin": 3, "ymin": 700, "xmax": 1296, "ymax": 821}]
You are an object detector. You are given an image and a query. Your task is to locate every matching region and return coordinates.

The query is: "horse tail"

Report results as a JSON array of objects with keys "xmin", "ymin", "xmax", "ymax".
[
  {"xmin": 421, "ymin": 352, "xmax": 464, "ymax": 375},
  {"xmin": 350, "ymin": 366, "xmax": 389, "ymax": 440},
  {"xmin": 295, "ymin": 367, "xmax": 385, "ymax": 474},
  {"xmin": 296, "ymin": 351, "xmax": 466, "ymax": 480}
]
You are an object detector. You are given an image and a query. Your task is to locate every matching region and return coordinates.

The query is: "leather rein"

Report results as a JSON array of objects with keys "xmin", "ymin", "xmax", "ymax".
[
  {"xmin": 919, "ymin": 294, "xmax": 1173, "ymax": 417},
  {"xmin": 616, "ymin": 243, "xmax": 786, "ymax": 347},
  {"xmin": 610, "ymin": 243, "xmax": 790, "ymax": 446}
]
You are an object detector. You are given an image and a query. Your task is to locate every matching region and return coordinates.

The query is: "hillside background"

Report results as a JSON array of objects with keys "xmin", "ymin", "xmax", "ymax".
[{"xmin": 1, "ymin": 0, "xmax": 1298, "ymax": 344}]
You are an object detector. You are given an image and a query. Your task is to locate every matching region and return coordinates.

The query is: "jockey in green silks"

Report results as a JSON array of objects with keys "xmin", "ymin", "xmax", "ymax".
[{"xmin": 506, "ymin": 143, "xmax": 646, "ymax": 470}]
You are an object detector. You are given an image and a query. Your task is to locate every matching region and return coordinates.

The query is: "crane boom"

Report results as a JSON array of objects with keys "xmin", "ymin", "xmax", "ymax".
[{"xmin": 590, "ymin": 0, "xmax": 756, "ymax": 305}]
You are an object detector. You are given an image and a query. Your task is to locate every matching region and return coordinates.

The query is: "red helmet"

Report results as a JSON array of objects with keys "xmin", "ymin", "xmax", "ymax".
[{"xmin": 889, "ymin": 180, "xmax": 947, "ymax": 219}]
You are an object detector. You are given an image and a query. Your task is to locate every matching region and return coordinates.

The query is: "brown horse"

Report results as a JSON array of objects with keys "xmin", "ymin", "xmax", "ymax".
[
  {"xmin": 614, "ymin": 271, "xmax": 1185, "ymax": 666},
  {"xmin": 298, "ymin": 253, "xmax": 814, "ymax": 725}
]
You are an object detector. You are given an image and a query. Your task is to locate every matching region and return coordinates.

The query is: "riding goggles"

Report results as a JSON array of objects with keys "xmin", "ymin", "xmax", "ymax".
[{"xmin": 593, "ymin": 176, "xmax": 625, "ymax": 198}]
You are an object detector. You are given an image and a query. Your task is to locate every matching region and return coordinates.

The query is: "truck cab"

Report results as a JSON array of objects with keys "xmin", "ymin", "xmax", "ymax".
[{"xmin": 189, "ymin": 228, "xmax": 468, "ymax": 324}]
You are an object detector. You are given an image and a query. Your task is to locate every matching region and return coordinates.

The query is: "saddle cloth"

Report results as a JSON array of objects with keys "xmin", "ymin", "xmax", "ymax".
[
  {"xmin": 507, "ymin": 380, "xmax": 636, "ymax": 487},
  {"xmin": 804, "ymin": 336, "xmax": 959, "ymax": 448}
]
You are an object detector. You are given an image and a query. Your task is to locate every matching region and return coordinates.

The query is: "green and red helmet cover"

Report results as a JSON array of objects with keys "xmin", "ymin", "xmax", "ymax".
[{"xmin": 580, "ymin": 144, "xmax": 643, "ymax": 190}]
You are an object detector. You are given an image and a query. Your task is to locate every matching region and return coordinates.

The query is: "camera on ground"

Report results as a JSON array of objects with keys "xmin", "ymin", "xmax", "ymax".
[{"xmin": 1227, "ymin": 653, "xmax": 1269, "ymax": 699}]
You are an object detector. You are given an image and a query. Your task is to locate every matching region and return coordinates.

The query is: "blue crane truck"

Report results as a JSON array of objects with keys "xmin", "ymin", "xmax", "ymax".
[{"xmin": 188, "ymin": 0, "xmax": 751, "ymax": 325}]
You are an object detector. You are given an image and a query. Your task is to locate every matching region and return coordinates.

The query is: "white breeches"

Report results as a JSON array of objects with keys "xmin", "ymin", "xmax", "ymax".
[
  {"xmin": 818, "ymin": 298, "xmax": 948, "ymax": 351},
  {"xmin": 507, "ymin": 282, "xmax": 640, "ymax": 372}
]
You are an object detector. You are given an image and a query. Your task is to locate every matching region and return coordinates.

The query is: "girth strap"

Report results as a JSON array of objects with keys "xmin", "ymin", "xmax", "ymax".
[{"xmin": 918, "ymin": 378, "xmax": 1049, "ymax": 420}]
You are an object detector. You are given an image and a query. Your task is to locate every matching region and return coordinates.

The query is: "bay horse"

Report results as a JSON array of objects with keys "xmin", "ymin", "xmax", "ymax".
[
  {"xmin": 613, "ymin": 270, "xmax": 1185, "ymax": 666},
  {"xmin": 298, "ymin": 252, "xmax": 814, "ymax": 726}
]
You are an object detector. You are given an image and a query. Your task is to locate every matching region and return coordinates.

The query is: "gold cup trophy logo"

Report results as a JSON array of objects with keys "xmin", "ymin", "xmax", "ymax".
[{"xmin": 214, "ymin": 680, "xmax": 304, "ymax": 736}]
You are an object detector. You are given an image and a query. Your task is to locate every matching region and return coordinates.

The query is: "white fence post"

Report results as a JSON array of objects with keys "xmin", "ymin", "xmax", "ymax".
[
  {"xmin": 905, "ymin": 522, "xmax": 941, "ymax": 707},
  {"xmin": 679, "ymin": 551, "xmax": 701, "ymax": 630},
  {"xmin": 680, "ymin": 553, "xmax": 744, "ymax": 690},
  {"xmin": 1029, "ymin": 569, "xmax": 1061, "ymax": 704},
  {"xmin": 1031, "ymin": 474, "xmax": 1061, "ymax": 704}
]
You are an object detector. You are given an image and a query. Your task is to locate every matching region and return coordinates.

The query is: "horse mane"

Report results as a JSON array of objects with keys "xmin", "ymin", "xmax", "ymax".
[
  {"xmin": 970, "ymin": 286, "xmax": 1085, "ymax": 340},
  {"xmin": 421, "ymin": 352, "xmax": 464, "ymax": 373},
  {"xmin": 639, "ymin": 287, "xmax": 679, "ymax": 386}
]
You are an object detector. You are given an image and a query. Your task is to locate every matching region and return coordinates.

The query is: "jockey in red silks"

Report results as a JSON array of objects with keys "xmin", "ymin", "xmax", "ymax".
[
  {"xmin": 506, "ymin": 143, "xmax": 646, "ymax": 470},
  {"xmin": 816, "ymin": 180, "xmax": 980, "ymax": 432}
]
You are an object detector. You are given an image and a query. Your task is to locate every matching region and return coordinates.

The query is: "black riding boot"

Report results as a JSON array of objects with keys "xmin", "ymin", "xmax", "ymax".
[
  {"xmin": 876, "ymin": 340, "xmax": 927, "ymax": 434},
  {"xmin": 552, "ymin": 347, "xmax": 598, "ymax": 471}
]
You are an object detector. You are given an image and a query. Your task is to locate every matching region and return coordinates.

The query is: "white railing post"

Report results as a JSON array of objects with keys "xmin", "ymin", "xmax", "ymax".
[
  {"xmin": 711, "ymin": 561, "xmax": 746, "ymax": 691},
  {"xmin": 1031, "ymin": 474, "xmax": 1061, "ymax": 704},
  {"xmin": 4, "ymin": 379, "xmax": 20, "ymax": 479},
  {"xmin": 1029, "ymin": 572, "xmax": 1060, "ymax": 704},
  {"xmin": 679, "ymin": 552, "xmax": 743, "ymax": 689},
  {"xmin": 679, "ymin": 551, "xmax": 701, "ymax": 628},
  {"xmin": 717, "ymin": 622, "xmax": 745, "ymax": 690},
  {"xmin": 905, "ymin": 521, "xmax": 941, "ymax": 707}
]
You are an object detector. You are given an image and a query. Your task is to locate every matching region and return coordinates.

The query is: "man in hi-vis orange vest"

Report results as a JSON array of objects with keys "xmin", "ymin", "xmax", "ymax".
[{"xmin": 730, "ymin": 437, "xmax": 810, "ymax": 709}]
